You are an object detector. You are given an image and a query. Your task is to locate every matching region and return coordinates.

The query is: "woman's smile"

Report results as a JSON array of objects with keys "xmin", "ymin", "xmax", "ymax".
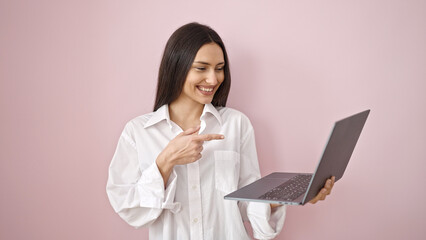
[{"xmin": 197, "ymin": 85, "xmax": 216, "ymax": 95}]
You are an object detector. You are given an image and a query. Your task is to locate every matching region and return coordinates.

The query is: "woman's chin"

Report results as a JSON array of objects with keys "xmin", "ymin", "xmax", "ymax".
[
  {"xmin": 201, "ymin": 97, "xmax": 214, "ymax": 104},
  {"xmin": 195, "ymin": 95, "xmax": 214, "ymax": 105}
]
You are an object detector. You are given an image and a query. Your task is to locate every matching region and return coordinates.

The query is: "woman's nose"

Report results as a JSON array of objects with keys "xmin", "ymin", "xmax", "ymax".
[{"xmin": 206, "ymin": 70, "xmax": 218, "ymax": 84}]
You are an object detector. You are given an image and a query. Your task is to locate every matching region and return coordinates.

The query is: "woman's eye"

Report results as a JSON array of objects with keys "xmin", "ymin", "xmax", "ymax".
[{"xmin": 216, "ymin": 67, "xmax": 224, "ymax": 71}]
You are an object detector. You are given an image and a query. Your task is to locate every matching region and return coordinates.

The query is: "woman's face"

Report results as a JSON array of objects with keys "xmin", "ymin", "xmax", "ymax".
[{"xmin": 178, "ymin": 43, "xmax": 225, "ymax": 106}]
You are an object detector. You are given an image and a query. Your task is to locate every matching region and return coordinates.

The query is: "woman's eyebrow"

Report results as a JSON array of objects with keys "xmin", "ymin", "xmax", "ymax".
[{"xmin": 193, "ymin": 61, "xmax": 225, "ymax": 65}]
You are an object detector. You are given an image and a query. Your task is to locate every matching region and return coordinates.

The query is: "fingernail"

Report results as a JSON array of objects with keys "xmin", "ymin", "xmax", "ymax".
[{"xmin": 221, "ymin": 135, "xmax": 225, "ymax": 139}]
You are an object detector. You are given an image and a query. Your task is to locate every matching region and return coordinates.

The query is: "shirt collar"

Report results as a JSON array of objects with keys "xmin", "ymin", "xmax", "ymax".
[
  {"xmin": 143, "ymin": 103, "xmax": 222, "ymax": 129},
  {"xmin": 144, "ymin": 104, "xmax": 170, "ymax": 129},
  {"xmin": 201, "ymin": 103, "xmax": 223, "ymax": 126}
]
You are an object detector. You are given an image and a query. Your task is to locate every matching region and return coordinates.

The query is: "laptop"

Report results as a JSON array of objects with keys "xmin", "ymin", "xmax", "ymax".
[{"xmin": 224, "ymin": 110, "xmax": 370, "ymax": 205}]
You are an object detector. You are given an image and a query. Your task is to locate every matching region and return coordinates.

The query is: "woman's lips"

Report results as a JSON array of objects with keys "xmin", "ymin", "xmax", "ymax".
[{"xmin": 197, "ymin": 86, "xmax": 215, "ymax": 96}]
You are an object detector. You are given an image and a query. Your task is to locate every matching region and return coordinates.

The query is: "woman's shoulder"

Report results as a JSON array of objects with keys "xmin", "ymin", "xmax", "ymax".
[
  {"xmin": 122, "ymin": 111, "xmax": 156, "ymax": 132},
  {"xmin": 217, "ymin": 106, "xmax": 247, "ymax": 117},
  {"xmin": 131, "ymin": 111, "xmax": 155, "ymax": 123},
  {"xmin": 216, "ymin": 106, "xmax": 253, "ymax": 125}
]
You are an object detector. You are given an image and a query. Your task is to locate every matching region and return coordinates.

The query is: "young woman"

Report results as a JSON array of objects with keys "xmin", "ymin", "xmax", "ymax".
[{"xmin": 106, "ymin": 22, "xmax": 334, "ymax": 240}]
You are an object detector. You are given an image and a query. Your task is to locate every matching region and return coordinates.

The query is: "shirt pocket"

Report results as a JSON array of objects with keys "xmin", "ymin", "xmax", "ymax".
[{"xmin": 214, "ymin": 150, "xmax": 240, "ymax": 194}]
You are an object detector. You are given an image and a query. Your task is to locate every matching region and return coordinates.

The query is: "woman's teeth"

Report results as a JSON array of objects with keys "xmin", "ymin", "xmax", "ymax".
[{"xmin": 198, "ymin": 87, "xmax": 213, "ymax": 92}]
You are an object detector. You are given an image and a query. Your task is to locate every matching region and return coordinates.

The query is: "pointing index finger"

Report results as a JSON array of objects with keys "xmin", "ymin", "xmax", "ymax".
[{"xmin": 196, "ymin": 134, "xmax": 225, "ymax": 141}]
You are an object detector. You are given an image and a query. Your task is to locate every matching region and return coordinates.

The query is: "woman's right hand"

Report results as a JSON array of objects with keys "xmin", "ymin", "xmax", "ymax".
[{"xmin": 156, "ymin": 126, "xmax": 224, "ymax": 185}]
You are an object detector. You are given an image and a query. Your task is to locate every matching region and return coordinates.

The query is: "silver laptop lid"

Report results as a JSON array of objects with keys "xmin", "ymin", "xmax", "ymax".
[{"xmin": 302, "ymin": 110, "xmax": 370, "ymax": 204}]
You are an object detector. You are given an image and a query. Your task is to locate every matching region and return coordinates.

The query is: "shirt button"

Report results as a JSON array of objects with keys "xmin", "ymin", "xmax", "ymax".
[
  {"xmin": 192, "ymin": 185, "xmax": 197, "ymax": 190},
  {"xmin": 193, "ymin": 218, "xmax": 198, "ymax": 223}
]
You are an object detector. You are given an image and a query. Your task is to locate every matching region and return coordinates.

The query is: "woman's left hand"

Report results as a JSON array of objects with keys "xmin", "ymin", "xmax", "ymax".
[
  {"xmin": 270, "ymin": 176, "xmax": 335, "ymax": 209},
  {"xmin": 309, "ymin": 176, "xmax": 335, "ymax": 204}
]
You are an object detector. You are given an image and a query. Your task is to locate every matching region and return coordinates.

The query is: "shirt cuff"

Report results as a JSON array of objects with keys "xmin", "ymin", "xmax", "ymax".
[
  {"xmin": 137, "ymin": 162, "xmax": 181, "ymax": 213},
  {"xmin": 247, "ymin": 202, "xmax": 287, "ymax": 240}
]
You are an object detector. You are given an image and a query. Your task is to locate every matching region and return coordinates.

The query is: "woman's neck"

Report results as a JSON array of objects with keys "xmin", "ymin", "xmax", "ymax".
[{"xmin": 169, "ymin": 99, "xmax": 204, "ymax": 131}]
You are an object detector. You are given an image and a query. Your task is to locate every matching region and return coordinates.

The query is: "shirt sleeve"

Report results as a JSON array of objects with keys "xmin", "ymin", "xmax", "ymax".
[
  {"xmin": 238, "ymin": 117, "xmax": 287, "ymax": 239},
  {"xmin": 106, "ymin": 123, "xmax": 181, "ymax": 228}
]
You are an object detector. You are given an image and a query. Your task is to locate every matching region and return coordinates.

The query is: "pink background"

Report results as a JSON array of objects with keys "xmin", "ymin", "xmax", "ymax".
[{"xmin": 1, "ymin": 0, "xmax": 425, "ymax": 239}]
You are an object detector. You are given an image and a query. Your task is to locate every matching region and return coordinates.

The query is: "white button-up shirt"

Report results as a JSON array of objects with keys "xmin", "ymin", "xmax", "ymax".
[{"xmin": 106, "ymin": 104, "xmax": 286, "ymax": 240}]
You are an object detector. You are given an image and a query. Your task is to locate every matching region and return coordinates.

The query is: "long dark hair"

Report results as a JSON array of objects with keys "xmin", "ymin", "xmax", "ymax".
[{"xmin": 153, "ymin": 22, "xmax": 231, "ymax": 111}]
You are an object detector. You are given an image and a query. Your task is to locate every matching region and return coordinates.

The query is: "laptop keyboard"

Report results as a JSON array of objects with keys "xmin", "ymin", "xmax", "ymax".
[{"xmin": 259, "ymin": 174, "xmax": 312, "ymax": 201}]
